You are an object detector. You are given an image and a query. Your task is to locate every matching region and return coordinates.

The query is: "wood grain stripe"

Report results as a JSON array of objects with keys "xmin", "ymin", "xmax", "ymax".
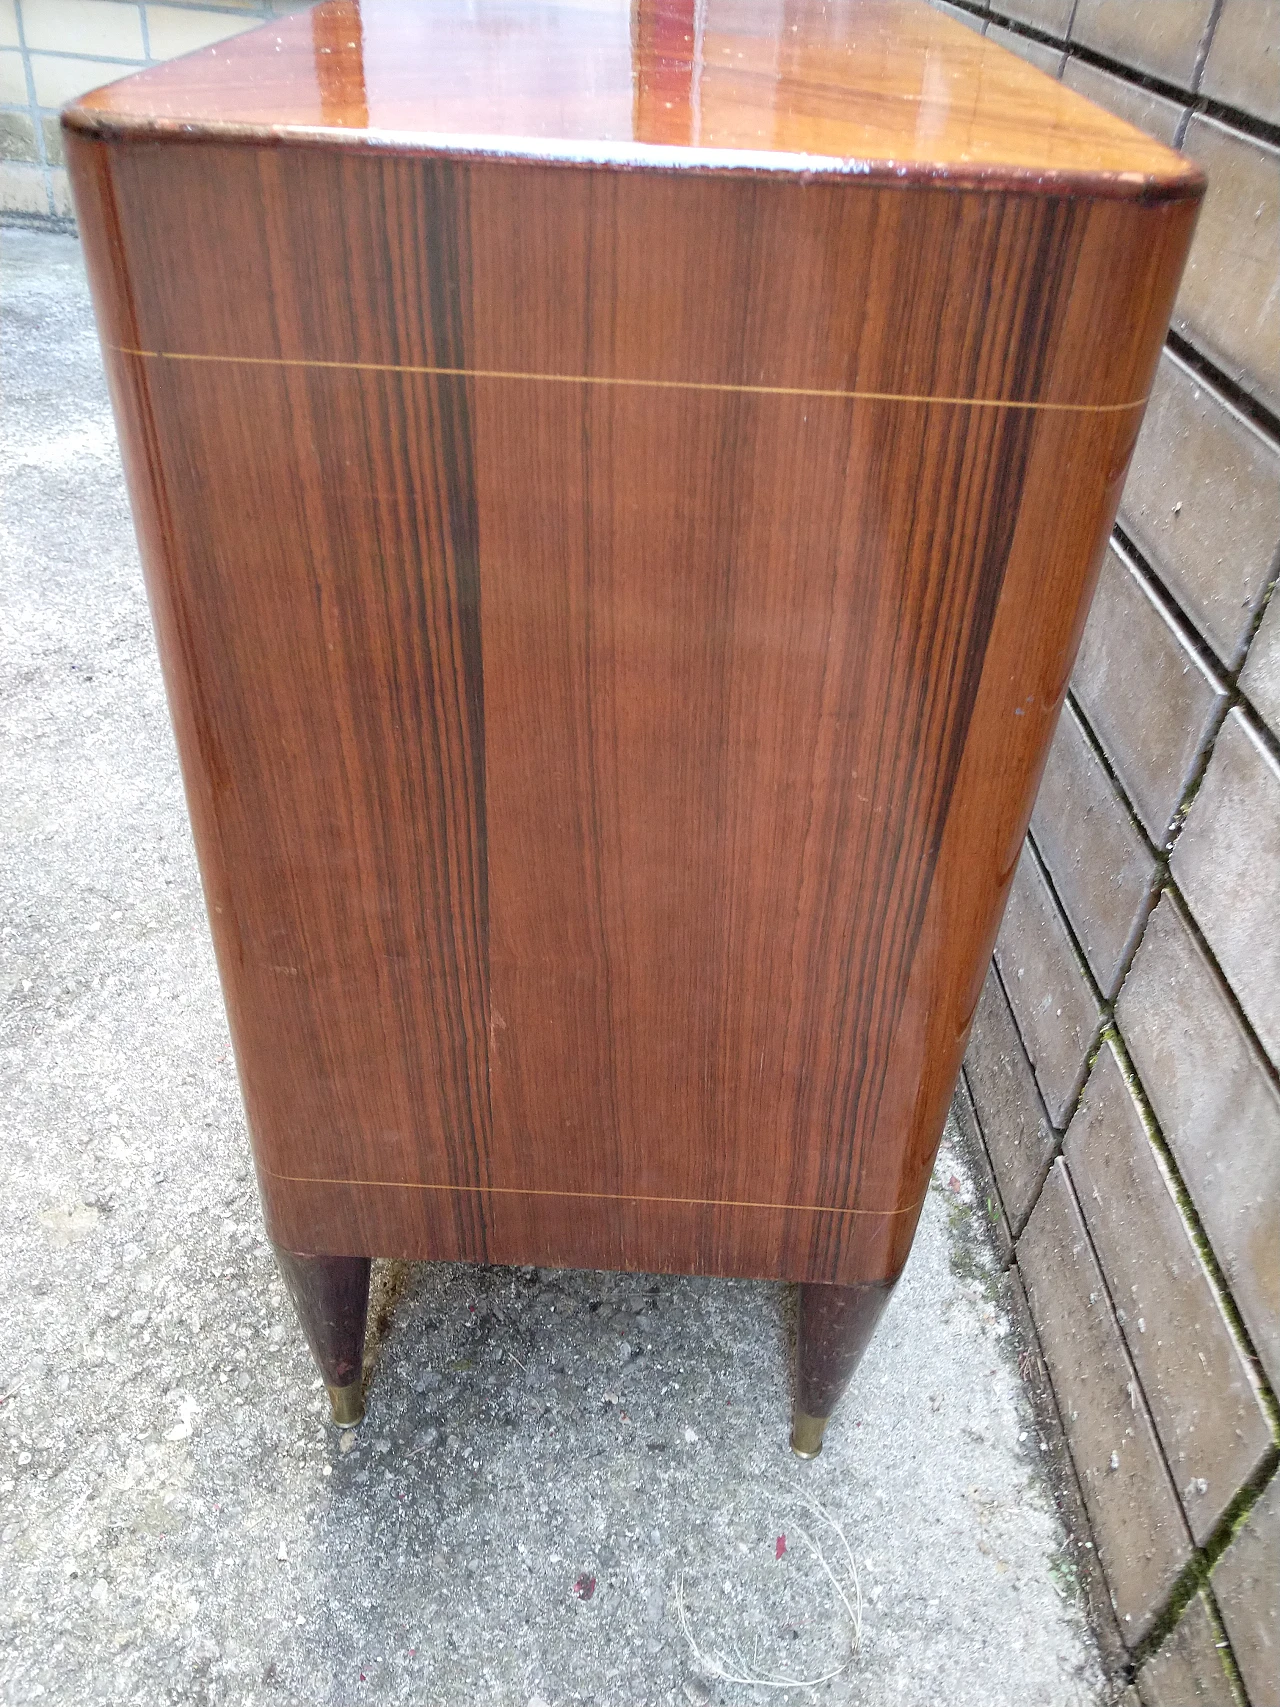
[{"xmin": 806, "ymin": 192, "xmax": 1083, "ymax": 1268}]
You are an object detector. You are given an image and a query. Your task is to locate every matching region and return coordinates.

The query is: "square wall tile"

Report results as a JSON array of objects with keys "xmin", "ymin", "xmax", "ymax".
[
  {"xmin": 23, "ymin": 0, "xmax": 145, "ymax": 59},
  {"xmin": 0, "ymin": 159, "xmax": 48, "ymax": 214},
  {"xmin": 1137, "ymin": 1594, "xmax": 1236, "ymax": 1707},
  {"xmin": 1241, "ymin": 592, "xmax": 1280, "ymax": 744},
  {"xmin": 1212, "ymin": 1477, "xmax": 1280, "ymax": 1707},
  {"xmin": 41, "ymin": 112, "xmax": 63, "ymax": 166},
  {"xmin": 145, "ymin": 5, "xmax": 259, "ymax": 58},
  {"xmin": 30, "ymin": 52, "xmax": 139, "ymax": 105},
  {"xmin": 1070, "ymin": 0, "xmax": 1215, "ymax": 89},
  {"xmin": 1072, "ymin": 544, "xmax": 1226, "ymax": 846},
  {"xmin": 1064, "ymin": 1041, "xmax": 1270, "ymax": 1544},
  {"xmin": 952, "ymin": 1075, "xmax": 1014, "ymax": 1265},
  {"xmin": 1061, "ymin": 57, "xmax": 1184, "ymax": 145},
  {"xmin": 994, "ymin": 842, "xmax": 1101, "ymax": 1127},
  {"xmin": 1030, "ymin": 697, "xmax": 1157, "ymax": 998},
  {"xmin": 0, "ymin": 109, "xmax": 38, "ymax": 162},
  {"xmin": 986, "ymin": 21, "xmax": 1063, "ymax": 75},
  {"xmin": 1200, "ymin": 0, "xmax": 1280, "ymax": 126},
  {"xmin": 1117, "ymin": 891, "xmax": 1280, "ymax": 1391},
  {"xmin": 1177, "ymin": 117, "xmax": 1280, "ymax": 417},
  {"xmin": 1118, "ymin": 348, "xmax": 1280, "ymax": 670},
  {"xmin": 964, "ymin": 964, "xmax": 1058, "ymax": 1233},
  {"xmin": 928, "ymin": 1, "xmax": 985, "ymax": 28},
  {"xmin": 1171, "ymin": 707, "xmax": 1280, "ymax": 1062},
  {"xmin": 994, "ymin": 1, "xmax": 1073, "ymax": 35},
  {"xmin": 1018, "ymin": 1161, "xmax": 1193, "ymax": 1642},
  {"xmin": 0, "ymin": 0, "xmax": 18, "ymax": 48},
  {"xmin": 0, "ymin": 46, "xmax": 27, "ymax": 103}
]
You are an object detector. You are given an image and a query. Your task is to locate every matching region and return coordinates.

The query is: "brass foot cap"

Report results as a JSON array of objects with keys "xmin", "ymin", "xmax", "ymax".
[
  {"xmin": 790, "ymin": 1409, "xmax": 828, "ymax": 1459},
  {"xmin": 326, "ymin": 1381, "xmax": 365, "ymax": 1429}
]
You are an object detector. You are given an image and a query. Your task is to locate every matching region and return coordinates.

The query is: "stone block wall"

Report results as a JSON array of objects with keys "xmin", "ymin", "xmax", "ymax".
[
  {"xmin": 0, "ymin": 0, "xmax": 311, "ymax": 222},
  {"xmin": 935, "ymin": 3, "xmax": 1280, "ymax": 1701}
]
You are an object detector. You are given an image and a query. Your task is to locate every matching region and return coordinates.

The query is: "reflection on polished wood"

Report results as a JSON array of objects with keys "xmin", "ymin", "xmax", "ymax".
[
  {"xmin": 64, "ymin": 0, "xmax": 1200, "ymax": 1439},
  {"xmin": 68, "ymin": 0, "xmax": 1202, "ymax": 194}
]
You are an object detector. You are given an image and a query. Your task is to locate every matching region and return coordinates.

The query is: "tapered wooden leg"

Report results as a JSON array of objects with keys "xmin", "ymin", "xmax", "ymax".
[
  {"xmin": 791, "ymin": 1279, "xmax": 897, "ymax": 1458},
  {"xmin": 272, "ymin": 1245, "xmax": 372, "ymax": 1427}
]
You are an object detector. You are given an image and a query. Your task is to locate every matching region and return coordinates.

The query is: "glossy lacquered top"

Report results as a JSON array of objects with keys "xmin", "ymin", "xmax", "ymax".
[{"xmin": 65, "ymin": 0, "xmax": 1200, "ymax": 196}]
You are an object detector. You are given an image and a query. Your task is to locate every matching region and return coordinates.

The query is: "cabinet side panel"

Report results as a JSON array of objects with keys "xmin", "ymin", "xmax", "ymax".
[
  {"xmin": 66, "ymin": 131, "xmax": 496, "ymax": 1261},
  {"xmin": 66, "ymin": 129, "xmax": 1198, "ymax": 1280},
  {"xmin": 876, "ymin": 192, "xmax": 1202, "ymax": 1260}
]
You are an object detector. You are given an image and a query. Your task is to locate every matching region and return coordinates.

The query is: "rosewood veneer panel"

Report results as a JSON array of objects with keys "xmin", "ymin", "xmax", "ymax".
[{"xmin": 63, "ymin": 0, "xmax": 1201, "ymax": 1290}]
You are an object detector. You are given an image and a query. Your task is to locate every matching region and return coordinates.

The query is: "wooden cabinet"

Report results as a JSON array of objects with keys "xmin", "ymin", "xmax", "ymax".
[{"xmin": 64, "ymin": 0, "xmax": 1200, "ymax": 1452}]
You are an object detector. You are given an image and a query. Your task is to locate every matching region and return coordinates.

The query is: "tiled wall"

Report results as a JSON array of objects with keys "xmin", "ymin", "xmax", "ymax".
[
  {"xmin": 0, "ymin": 0, "xmax": 308, "ymax": 221},
  {"xmin": 934, "ymin": 3, "xmax": 1280, "ymax": 1702}
]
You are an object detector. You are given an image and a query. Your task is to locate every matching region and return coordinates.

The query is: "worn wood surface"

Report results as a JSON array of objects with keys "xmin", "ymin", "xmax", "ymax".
[{"xmin": 65, "ymin": 0, "xmax": 1200, "ymax": 1285}]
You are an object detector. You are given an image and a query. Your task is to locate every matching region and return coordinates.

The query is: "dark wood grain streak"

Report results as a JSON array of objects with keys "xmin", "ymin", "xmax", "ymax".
[
  {"xmin": 807, "ymin": 197, "xmax": 1083, "ymax": 1265},
  {"xmin": 64, "ymin": 1, "xmax": 1201, "ymax": 1291}
]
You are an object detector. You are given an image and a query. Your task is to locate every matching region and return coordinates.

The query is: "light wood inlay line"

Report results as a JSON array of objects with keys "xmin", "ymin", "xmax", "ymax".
[
  {"xmin": 263, "ymin": 1167, "xmax": 927, "ymax": 1217},
  {"xmin": 113, "ymin": 346, "xmax": 1149, "ymax": 414}
]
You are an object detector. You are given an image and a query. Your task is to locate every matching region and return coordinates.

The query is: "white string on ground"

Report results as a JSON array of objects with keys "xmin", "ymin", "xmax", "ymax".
[{"xmin": 674, "ymin": 1490, "xmax": 863, "ymax": 1691}]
